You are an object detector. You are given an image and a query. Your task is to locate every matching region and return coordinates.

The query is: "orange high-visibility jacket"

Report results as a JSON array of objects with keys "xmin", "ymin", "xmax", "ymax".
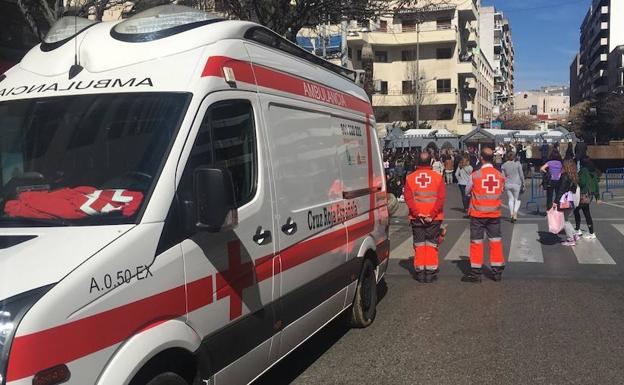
[
  {"xmin": 404, "ymin": 167, "xmax": 446, "ymax": 221},
  {"xmin": 468, "ymin": 165, "xmax": 505, "ymax": 218}
]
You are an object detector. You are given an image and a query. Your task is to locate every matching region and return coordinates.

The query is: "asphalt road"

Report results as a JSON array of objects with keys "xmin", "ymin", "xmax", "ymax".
[{"xmin": 255, "ymin": 186, "xmax": 624, "ymax": 385}]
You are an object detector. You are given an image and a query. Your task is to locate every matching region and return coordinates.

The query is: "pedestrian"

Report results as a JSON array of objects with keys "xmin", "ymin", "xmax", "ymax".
[
  {"xmin": 494, "ymin": 144, "xmax": 505, "ymax": 169},
  {"xmin": 540, "ymin": 150, "xmax": 563, "ymax": 209},
  {"xmin": 455, "ymin": 155, "xmax": 472, "ymax": 215},
  {"xmin": 501, "ymin": 151, "xmax": 525, "ymax": 223},
  {"xmin": 574, "ymin": 157, "xmax": 601, "ymax": 239},
  {"xmin": 554, "ymin": 159, "xmax": 580, "ymax": 246},
  {"xmin": 574, "ymin": 139, "xmax": 587, "ymax": 170},
  {"xmin": 431, "ymin": 155, "xmax": 444, "ymax": 175},
  {"xmin": 565, "ymin": 142, "xmax": 574, "ymax": 160},
  {"xmin": 404, "ymin": 152, "xmax": 446, "ymax": 283},
  {"xmin": 463, "ymin": 147, "xmax": 506, "ymax": 282},
  {"xmin": 444, "ymin": 152, "xmax": 454, "ymax": 184}
]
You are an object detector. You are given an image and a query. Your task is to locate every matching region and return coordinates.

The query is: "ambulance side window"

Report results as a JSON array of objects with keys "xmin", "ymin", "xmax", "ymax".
[{"xmin": 180, "ymin": 99, "xmax": 257, "ymax": 207}]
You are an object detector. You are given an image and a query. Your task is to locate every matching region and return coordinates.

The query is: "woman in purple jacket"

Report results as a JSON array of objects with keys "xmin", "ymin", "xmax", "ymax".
[{"xmin": 540, "ymin": 150, "xmax": 563, "ymax": 208}]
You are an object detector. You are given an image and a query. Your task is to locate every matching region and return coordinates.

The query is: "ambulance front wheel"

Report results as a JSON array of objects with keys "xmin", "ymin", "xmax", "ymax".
[
  {"xmin": 348, "ymin": 257, "xmax": 377, "ymax": 328},
  {"xmin": 145, "ymin": 372, "xmax": 189, "ymax": 385}
]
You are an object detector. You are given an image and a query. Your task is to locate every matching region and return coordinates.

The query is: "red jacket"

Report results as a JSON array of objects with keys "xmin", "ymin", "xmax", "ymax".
[
  {"xmin": 468, "ymin": 165, "xmax": 505, "ymax": 218},
  {"xmin": 404, "ymin": 166, "xmax": 446, "ymax": 221}
]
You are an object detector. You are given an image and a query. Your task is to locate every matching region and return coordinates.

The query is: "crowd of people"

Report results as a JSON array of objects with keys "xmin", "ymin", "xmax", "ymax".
[{"xmin": 390, "ymin": 140, "xmax": 601, "ymax": 283}]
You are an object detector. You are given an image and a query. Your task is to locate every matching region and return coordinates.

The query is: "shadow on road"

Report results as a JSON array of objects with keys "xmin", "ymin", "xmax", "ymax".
[
  {"xmin": 538, "ymin": 230, "xmax": 561, "ymax": 245},
  {"xmin": 253, "ymin": 280, "xmax": 389, "ymax": 385}
]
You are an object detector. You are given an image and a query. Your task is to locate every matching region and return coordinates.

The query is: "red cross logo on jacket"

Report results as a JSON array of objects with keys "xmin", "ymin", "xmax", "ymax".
[
  {"xmin": 482, "ymin": 174, "xmax": 501, "ymax": 194},
  {"xmin": 415, "ymin": 172, "xmax": 432, "ymax": 188},
  {"xmin": 216, "ymin": 241, "xmax": 255, "ymax": 320}
]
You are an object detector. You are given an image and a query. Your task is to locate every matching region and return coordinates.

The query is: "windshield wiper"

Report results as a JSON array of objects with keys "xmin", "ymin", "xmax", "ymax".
[{"xmin": 0, "ymin": 216, "xmax": 71, "ymax": 227}]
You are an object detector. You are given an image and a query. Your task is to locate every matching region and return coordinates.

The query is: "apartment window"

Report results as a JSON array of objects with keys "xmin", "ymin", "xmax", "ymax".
[
  {"xmin": 348, "ymin": 47, "xmax": 352, "ymax": 58},
  {"xmin": 437, "ymin": 18, "xmax": 452, "ymax": 30},
  {"xmin": 357, "ymin": 49, "xmax": 362, "ymax": 61},
  {"xmin": 379, "ymin": 20, "xmax": 388, "ymax": 32},
  {"xmin": 437, "ymin": 79, "xmax": 451, "ymax": 93},
  {"xmin": 374, "ymin": 51, "xmax": 388, "ymax": 62},
  {"xmin": 378, "ymin": 81, "xmax": 388, "ymax": 95},
  {"xmin": 402, "ymin": 81, "xmax": 414, "ymax": 94},
  {"xmin": 436, "ymin": 48, "xmax": 453, "ymax": 59},
  {"xmin": 402, "ymin": 50, "xmax": 415, "ymax": 61},
  {"xmin": 402, "ymin": 19, "xmax": 416, "ymax": 32},
  {"xmin": 438, "ymin": 108, "xmax": 453, "ymax": 120}
]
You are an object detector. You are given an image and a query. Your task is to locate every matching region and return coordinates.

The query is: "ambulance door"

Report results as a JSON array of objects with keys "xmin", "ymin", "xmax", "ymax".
[
  {"xmin": 262, "ymin": 97, "xmax": 348, "ymax": 357},
  {"xmin": 177, "ymin": 92, "xmax": 278, "ymax": 385}
]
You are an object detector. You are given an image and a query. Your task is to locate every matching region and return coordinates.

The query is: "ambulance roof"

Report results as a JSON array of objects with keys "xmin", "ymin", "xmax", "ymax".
[{"xmin": 1, "ymin": 6, "xmax": 368, "ymax": 106}]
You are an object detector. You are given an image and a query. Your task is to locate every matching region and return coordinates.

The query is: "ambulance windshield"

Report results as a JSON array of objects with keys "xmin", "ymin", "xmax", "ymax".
[{"xmin": 0, "ymin": 93, "xmax": 189, "ymax": 227}]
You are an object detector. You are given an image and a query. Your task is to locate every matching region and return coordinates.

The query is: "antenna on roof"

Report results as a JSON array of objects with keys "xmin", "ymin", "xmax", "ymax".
[{"xmin": 68, "ymin": 11, "xmax": 83, "ymax": 79}]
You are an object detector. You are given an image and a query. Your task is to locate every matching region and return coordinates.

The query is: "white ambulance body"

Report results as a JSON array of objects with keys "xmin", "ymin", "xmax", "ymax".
[{"xmin": 0, "ymin": 6, "xmax": 389, "ymax": 385}]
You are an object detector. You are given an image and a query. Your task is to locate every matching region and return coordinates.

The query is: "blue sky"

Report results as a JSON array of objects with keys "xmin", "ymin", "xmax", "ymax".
[{"xmin": 483, "ymin": 0, "xmax": 590, "ymax": 91}]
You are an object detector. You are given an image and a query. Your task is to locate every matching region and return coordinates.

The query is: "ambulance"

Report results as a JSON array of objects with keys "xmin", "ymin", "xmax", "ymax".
[{"xmin": 0, "ymin": 5, "xmax": 389, "ymax": 385}]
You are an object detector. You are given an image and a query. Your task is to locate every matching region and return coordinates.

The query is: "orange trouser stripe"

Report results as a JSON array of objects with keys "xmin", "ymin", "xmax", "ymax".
[
  {"xmin": 414, "ymin": 245, "xmax": 438, "ymax": 270},
  {"xmin": 490, "ymin": 239, "xmax": 505, "ymax": 266},
  {"xmin": 469, "ymin": 241, "xmax": 484, "ymax": 268}
]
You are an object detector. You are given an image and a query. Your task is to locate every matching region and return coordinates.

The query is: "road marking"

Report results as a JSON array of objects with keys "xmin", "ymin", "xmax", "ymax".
[
  {"xmin": 390, "ymin": 232, "xmax": 413, "ymax": 260},
  {"xmin": 602, "ymin": 201, "xmax": 624, "ymax": 209},
  {"xmin": 572, "ymin": 234, "xmax": 616, "ymax": 265},
  {"xmin": 508, "ymin": 224, "xmax": 543, "ymax": 263},
  {"xmin": 444, "ymin": 227, "xmax": 470, "ymax": 261}
]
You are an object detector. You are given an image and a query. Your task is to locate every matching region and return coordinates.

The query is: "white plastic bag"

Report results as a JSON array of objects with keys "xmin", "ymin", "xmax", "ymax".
[{"xmin": 547, "ymin": 207, "xmax": 564, "ymax": 234}]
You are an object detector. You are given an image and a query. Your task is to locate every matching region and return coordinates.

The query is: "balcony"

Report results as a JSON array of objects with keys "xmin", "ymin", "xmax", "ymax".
[
  {"xmin": 458, "ymin": 0, "xmax": 478, "ymax": 21},
  {"xmin": 373, "ymin": 89, "xmax": 457, "ymax": 107},
  {"xmin": 347, "ymin": 25, "xmax": 457, "ymax": 46}
]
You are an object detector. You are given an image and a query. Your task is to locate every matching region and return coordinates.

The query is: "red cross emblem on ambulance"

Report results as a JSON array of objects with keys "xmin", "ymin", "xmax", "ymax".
[
  {"xmin": 216, "ymin": 241, "xmax": 255, "ymax": 320},
  {"xmin": 482, "ymin": 174, "xmax": 500, "ymax": 194},
  {"xmin": 415, "ymin": 172, "xmax": 432, "ymax": 188}
]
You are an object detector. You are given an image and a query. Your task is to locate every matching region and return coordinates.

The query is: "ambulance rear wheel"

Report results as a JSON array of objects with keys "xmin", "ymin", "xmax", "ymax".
[
  {"xmin": 348, "ymin": 258, "xmax": 377, "ymax": 328},
  {"xmin": 145, "ymin": 372, "xmax": 189, "ymax": 385}
]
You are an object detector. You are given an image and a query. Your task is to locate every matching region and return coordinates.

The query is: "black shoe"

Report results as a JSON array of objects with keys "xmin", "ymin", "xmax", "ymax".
[
  {"xmin": 461, "ymin": 268, "xmax": 482, "ymax": 283},
  {"xmin": 491, "ymin": 266, "xmax": 505, "ymax": 282},
  {"xmin": 424, "ymin": 269, "xmax": 439, "ymax": 283},
  {"xmin": 414, "ymin": 269, "xmax": 425, "ymax": 282}
]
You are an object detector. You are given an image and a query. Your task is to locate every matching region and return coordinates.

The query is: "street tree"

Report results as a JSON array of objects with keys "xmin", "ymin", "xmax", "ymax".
[{"xmin": 501, "ymin": 114, "xmax": 538, "ymax": 131}]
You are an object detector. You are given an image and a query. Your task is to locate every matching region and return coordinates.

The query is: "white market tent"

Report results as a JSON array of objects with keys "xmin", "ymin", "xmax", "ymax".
[
  {"xmin": 461, "ymin": 127, "xmax": 577, "ymax": 146},
  {"xmin": 382, "ymin": 126, "xmax": 460, "ymax": 150}
]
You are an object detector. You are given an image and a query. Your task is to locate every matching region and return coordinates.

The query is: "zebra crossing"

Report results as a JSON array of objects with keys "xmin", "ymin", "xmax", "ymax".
[{"xmin": 390, "ymin": 221, "xmax": 624, "ymax": 266}]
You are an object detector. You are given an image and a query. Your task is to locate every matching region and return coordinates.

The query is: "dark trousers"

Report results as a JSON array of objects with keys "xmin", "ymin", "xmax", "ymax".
[
  {"xmin": 545, "ymin": 180, "xmax": 560, "ymax": 208},
  {"xmin": 574, "ymin": 204, "xmax": 594, "ymax": 234},
  {"xmin": 458, "ymin": 184, "xmax": 469, "ymax": 211},
  {"xmin": 411, "ymin": 220, "xmax": 442, "ymax": 270}
]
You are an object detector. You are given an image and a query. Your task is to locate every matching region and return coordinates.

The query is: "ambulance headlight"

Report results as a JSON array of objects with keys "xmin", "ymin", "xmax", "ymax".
[
  {"xmin": 41, "ymin": 17, "xmax": 98, "ymax": 51},
  {"xmin": 0, "ymin": 286, "xmax": 52, "ymax": 385},
  {"xmin": 111, "ymin": 5, "xmax": 222, "ymax": 42}
]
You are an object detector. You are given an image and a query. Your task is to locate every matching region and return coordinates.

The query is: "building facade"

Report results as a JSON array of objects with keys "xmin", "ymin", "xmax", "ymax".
[
  {"xmin": 514, "ymin": 88, "xmax": 570, "ymax": 121},
  {"xmin": 607, "ymin": 45, "xmax": 624, "ymax": 94},
  {"xmin": 575, "ymin": 0, "xmax": 624, "ymax": 102},
  {"xmin": 346, "ymin": 0, "xmax": 493, "ymax": 135},
  {"xmin": 479, "ymin": 7, "xmax": 515, "ymax": 119}
]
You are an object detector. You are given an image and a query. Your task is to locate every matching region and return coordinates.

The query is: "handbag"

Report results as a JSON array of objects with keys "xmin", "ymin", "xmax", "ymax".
[
  {"xmin": 572, "ymin": 185, "xmax": 580, "ymax": 207},
  {"xmin": 559, "ymin": 191, "xmax": 573, "ymax": 209},
  {"xmin": 547, "ymin": 207, "xmax": 564, "ymax": 234}
]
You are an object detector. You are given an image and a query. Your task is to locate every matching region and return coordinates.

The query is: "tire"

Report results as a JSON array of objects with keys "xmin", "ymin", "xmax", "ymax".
[
  {"xmin": 145, "ymin": 372, "xmax": 189, "ymax": 385},
  {"xmin": 348, "ymin": 258, "xmax": 378, "ymax": 328}
]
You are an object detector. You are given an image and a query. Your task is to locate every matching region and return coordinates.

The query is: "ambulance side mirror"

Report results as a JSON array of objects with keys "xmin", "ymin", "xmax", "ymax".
[{"xmin": 193, "ymin": 167, "xmax": 238, "ymax": 232}]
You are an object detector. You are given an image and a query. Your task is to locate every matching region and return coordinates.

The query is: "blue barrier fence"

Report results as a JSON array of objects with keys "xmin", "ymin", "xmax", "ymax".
[
  {"xmin": 525, "ymin": 174, "xmax": 546, "ymax": 213},
  {"xmin": 602, "ymin": 168, "xmax": 624, "ymax": 200}
]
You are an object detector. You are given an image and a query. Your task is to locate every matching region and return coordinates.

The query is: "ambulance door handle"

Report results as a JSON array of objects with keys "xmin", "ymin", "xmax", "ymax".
[
  {"xmin": 253, "ymin": 226, "xmax": 272, "ymax": 246},
  {"xmin": 281, "ymin": 217, "xmax": 297, "ymax": 235}
]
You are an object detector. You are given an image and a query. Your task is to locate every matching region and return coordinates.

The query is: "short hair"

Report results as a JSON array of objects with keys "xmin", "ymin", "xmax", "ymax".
[
  {"xmin": 481, "ymin": 147, "xmax": 494, "ymax": 163},
  {"xmin": 418, "ymin": 151, "xmax": 431, "ymax": 166},
  {"xmin": 506, "ymin": 151, "xmax": 516, "ymax": 161}
]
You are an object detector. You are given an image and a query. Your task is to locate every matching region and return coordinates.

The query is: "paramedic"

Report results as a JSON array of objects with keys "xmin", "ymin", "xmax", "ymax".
[
  {"xmin": 463, "ymin": 147, "xmax": 506, "ymax": 282},
  {"xmin": 404, "ymin": 152, "xmax": 446, "ymax": 283}
]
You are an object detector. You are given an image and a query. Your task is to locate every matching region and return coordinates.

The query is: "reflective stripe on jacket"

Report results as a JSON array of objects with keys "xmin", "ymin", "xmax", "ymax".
[{"xmin": 468, "ymin": 166, "xmax": 505, "ymax": 218}]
